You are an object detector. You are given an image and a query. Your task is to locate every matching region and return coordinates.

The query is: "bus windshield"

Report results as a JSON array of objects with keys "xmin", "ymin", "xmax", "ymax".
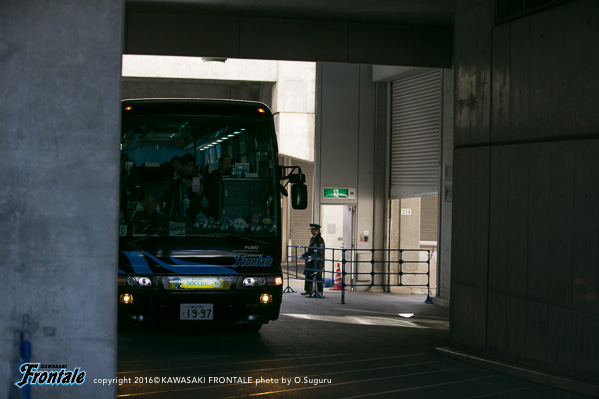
[{"xmin": 119, "ymin": 113, "xmax": 278, "ymax": 241}]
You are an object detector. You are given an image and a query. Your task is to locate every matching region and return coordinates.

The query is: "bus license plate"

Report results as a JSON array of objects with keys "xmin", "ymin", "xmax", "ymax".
[{"xmin": 180, "ymin": 304, "xmax": 213, "ymax": 320}]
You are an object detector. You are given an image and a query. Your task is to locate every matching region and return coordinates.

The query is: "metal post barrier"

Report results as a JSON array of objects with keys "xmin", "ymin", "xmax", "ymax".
[
  {"xmin": 306, "ymin": 253, "xmax": 324, "ymax": 298},
  {"xmin": 341, "ymin": 249, "xmax": 346, "ymax": 305},
  {"xmin": 425, "ymin": 249, "xmax": 433, "ymax": 303},
  {"xmin": 283, "ymin": 245, "xmax": 295, "ymax": 293}
]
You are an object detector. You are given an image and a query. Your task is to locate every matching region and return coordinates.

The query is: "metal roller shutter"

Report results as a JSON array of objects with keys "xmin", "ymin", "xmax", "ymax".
[{"xmin": 390, "ymin": 70, "xmax": 442, "ymax": 199}]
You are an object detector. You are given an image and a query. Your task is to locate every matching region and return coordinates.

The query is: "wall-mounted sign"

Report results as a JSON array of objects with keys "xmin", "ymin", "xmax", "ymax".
[
  {"xmin": 401, "ymin": 208, "xmax": 412, "ymax": 216},
  {"xmin": 323, "ymin": 187, "xmax": 355, "ymax": 199}
]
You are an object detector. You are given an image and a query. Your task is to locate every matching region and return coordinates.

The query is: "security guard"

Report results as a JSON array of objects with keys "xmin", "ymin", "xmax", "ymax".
[{"xmin": 301, "ymin": 223, "xmax": 326, "ymax": 297}]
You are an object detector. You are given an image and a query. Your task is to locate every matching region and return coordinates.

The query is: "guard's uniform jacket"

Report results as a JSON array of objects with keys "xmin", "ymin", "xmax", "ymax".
[
  {"xmin": 305, "ymin": 233, "xmax": 325, "ymax": 267},
  {"xmin": 303, "ymin": 233, "xmax": 326, "ymax": 293}
]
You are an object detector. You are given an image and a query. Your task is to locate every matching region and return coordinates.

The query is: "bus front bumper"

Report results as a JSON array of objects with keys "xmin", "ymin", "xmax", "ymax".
[{"xmin": 117, "ymin": 287, "xmax": 282, "ymax": 325}]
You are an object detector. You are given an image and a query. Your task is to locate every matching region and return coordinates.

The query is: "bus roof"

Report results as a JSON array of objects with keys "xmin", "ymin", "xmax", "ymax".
[{"xmin": 122, "ymin": 98, "xmax": 273, "ymax": 117}]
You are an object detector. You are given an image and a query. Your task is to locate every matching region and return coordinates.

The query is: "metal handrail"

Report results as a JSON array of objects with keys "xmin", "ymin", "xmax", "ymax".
[{"xmin": 285, "ymin": 246, "xmax": 433, "ymax": 304}]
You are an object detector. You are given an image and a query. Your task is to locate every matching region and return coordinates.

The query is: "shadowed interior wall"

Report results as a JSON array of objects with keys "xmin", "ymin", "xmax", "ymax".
[{"xmin": 451, "ymin": 0, "xmax": 599, "ymax": 382}]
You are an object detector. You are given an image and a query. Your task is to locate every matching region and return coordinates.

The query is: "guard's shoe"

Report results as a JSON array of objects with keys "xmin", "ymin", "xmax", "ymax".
[{"xmin": 300, "ymin": 292, "xmax": 309, "ymax": 295}]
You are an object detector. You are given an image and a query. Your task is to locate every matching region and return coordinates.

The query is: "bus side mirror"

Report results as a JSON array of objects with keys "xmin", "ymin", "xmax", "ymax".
[
  {"xmin": 291, "ymin": 183, "xmax": 308, "ymax": 210},
  {"xmin": 280, "ymin": 165, "xmax": 307, "ymax": 210}
]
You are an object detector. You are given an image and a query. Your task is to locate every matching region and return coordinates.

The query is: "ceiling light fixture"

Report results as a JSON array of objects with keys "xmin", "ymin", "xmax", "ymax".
[{"xmin": 201, "ymin": 57, "xmax": 227, "ymax": 63}]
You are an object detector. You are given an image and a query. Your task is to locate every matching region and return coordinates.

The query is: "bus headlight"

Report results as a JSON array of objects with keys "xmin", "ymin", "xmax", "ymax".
[
  {"xmin": 243, "ymin": 277, "xmax": 266, "ymax": 287},
  {"xmin": 241, "ymin": 276, "xmax": 282, "ymax": 287},
  {"xmin": 122, "ymin": 276, "xmax": 153, "ymax": 287}
]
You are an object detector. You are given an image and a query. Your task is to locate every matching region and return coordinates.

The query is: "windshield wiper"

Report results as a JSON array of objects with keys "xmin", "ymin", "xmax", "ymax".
[
  {"xmin": 124, "ymin": 227, "xmax": 268, "ymax": 246},
  {"xmin": 125, "ymin": 225, "xmax": 191, "ymax": 245},
  {"xmin": 232, "ymin": 235, "xmax": 268, "ymax": 245}
]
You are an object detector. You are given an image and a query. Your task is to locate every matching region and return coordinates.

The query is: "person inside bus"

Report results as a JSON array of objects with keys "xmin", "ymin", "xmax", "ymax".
[
  {"xmin": 210, "ymin": 155, "xmax": 232, "ymax": 180},
  {"xmin": 129, "ymin": 193, "xmax": 163, "ymax": 219},
  {"xmin": 301, "ymin": 223, "xmax": 326, "ymax": 297},
  {"xmin": 129, "ymin": 194, "xmax": 167, "ymax": 235},
  {"xmin": 162, "ymin": 154, "xmax": 204, "ymax": 224},
  {"xmin": 170, "ymin": 156, "xmax": 182, "ymax": 180}
]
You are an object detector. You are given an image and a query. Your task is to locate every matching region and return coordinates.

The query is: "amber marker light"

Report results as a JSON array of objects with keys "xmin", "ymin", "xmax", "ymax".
[
  {"xmin": 124, "ymin": 106, "xmax": 132, "ymax": 111},
  {"xmin": 120, "ymin": 294, "xmax": 133, "ymax": 304},
  {"xmin": 269, "ymin": 276, "xmax": 283, "ymax": 286},
  {"xmin": 260, "ymin": 293, "xmax": 272, "ymax": 304},
  {"xmin": 257, "ymin": 108, "xmax": 266, "ymax": 113}
]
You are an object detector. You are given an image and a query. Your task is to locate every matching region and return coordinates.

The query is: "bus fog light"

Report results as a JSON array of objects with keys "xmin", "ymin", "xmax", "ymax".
[
  {"xmin": 120, "ymin": 293, "xmax": 133, "ymax": 304},
  {"xmin": 260, "ymin": 293, "xmax": 272, "ymax": 304}
]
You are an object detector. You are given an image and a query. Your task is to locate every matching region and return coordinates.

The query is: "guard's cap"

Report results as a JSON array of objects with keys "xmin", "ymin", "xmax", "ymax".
[{"xmin": 310, "ymin": 223, "xmax": 321, "ymax": 229}]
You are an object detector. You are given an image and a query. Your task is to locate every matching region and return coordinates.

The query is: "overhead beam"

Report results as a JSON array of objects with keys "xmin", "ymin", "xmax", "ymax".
[{"xmin": 125, "ymin": 10, "xmax": 452, "ymax": 68}]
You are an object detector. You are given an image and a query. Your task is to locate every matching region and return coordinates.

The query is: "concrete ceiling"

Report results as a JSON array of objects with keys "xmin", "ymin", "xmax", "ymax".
[
  {"xmin": 125, "ymin": 0, "xmax": 455, "ymax": 67},
  {"xmin": 126, "ymin": 0, "xmax": 456, "ymax": 27}
]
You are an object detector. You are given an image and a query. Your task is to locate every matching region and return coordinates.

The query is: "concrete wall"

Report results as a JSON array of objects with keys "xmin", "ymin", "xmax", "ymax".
[
  {"xmin": 122, "ymin": 55, "xmax": 279, "ymax": 81},
  {"xmin": 315, "ymin": 64, "xmax": 383, "ymax": 286},
  {"xmin": 1, "ymin": 1, "xmax": 122, "ymax": 397},
  {"xmin": 451, "ymin": 0, "xmax": 599, "ymax": 383},
  {"xmin": 390, "ymin": 198, "xmax": 423, "ymax": 293},
  {"xmin": 272, "ymin": 62, "xmax": 316, "ymax": 162},
  {"xmin": 123, "ymin": 77, "xmax": 274, "ymax": 105}
]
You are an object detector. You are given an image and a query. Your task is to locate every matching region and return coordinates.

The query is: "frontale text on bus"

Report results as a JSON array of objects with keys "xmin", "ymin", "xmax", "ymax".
[{"xmin": 118, "ymin": 99, "xmax": 306, "ymax": 331}]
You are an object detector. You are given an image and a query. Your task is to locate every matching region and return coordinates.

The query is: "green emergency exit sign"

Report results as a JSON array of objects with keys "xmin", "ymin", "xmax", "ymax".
[{"xmin": 323, "ymin": 187, "xmax": 355, "ymax": 199}]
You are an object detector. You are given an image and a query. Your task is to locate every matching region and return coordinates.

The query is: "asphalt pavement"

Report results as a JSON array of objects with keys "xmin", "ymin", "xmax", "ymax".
[{"xmin": 116, "ymin": 279, "xmax": 593, "ymax": 398}]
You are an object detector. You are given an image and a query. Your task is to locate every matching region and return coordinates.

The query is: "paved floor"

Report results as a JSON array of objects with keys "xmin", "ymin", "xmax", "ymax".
[{"xmin": 117, "ymin": 280, "xmax": 593, "ymax": 398}]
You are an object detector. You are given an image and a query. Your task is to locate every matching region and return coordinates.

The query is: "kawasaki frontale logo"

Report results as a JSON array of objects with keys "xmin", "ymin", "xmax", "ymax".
[{"xmin": 232, "ymin": 254, "xmax": 273, "ymax": 267}]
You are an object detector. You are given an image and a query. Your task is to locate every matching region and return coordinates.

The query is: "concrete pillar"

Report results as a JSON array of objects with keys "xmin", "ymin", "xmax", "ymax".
[
  {"xmin": 1, "ymin": 1, "xmax": 123, "ymax": 397},
  {"xmin": 437, "ymin": 67, "xmax": 454, "ymax": 304}
]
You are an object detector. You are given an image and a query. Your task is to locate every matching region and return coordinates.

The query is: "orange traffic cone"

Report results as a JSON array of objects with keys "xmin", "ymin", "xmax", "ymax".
[{"xmin": 331, "ymin": 263, "xmax": 342, "ymax": 290}]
